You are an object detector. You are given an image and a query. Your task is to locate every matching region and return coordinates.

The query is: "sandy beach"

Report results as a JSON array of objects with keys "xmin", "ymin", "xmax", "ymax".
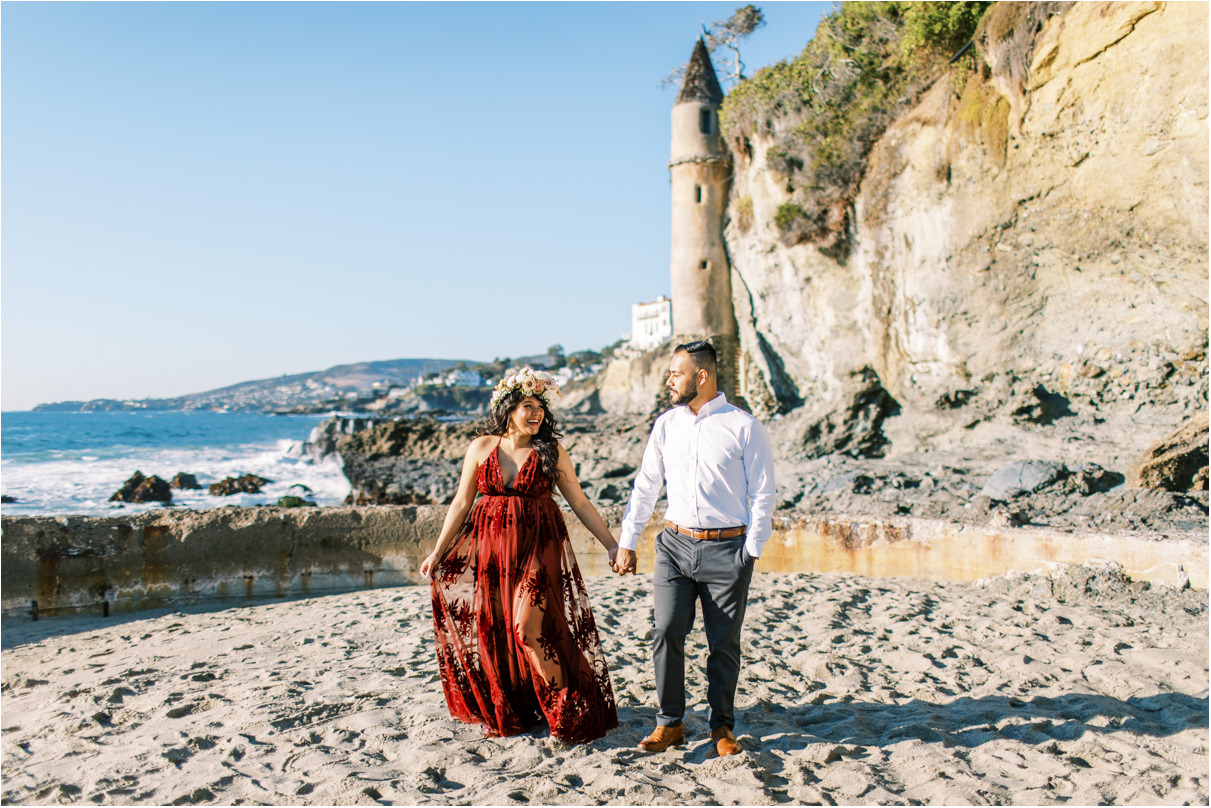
[{"xmin": 2, "ymin": 569, "xmax": 1206, "ymax": 806}]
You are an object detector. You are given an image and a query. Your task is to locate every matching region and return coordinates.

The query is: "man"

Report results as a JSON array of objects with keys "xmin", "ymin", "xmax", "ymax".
[{"xmin": 615, "ymin": 340, "xmax": 776, "ymax": 757}]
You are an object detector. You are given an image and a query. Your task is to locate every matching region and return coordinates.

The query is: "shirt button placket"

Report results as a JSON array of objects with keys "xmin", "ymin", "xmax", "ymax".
[{"xmin": 690, "ymin": 419, "xmax": 702, "ymax": 527}]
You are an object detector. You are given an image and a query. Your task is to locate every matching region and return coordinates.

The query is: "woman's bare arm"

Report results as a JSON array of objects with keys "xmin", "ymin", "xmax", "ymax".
[
  {"xmin": 420, "ymin": 436, "xmax": 492, "ymax": 578},
  {"xmin": 554, "ymin": 444, "xmax": 619, "ymax": 565}
]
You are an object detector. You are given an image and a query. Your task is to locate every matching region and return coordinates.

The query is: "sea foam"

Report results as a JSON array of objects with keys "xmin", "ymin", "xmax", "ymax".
[{"xmin": 1, "ymin": 412, "xmax": 352, "ymax": 516}]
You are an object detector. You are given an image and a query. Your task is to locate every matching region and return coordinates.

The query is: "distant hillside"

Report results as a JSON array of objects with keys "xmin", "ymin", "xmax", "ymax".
[{"xmin": 33, "ymin": 358, "xmax": 471, "ymax": 413}]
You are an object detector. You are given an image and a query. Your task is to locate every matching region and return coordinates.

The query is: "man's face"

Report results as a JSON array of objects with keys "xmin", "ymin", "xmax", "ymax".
[{"xmin": 667, "ymin": 351, "xmax": 700, "ymax": 406}]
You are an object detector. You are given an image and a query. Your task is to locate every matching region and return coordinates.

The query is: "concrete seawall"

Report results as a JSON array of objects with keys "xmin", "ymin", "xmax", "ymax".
[
  {"xmin": 3, "ymin": 506, "xmax": 1205, "ymax": 618},
  {"xmin": 1, "ymin": 507, "xmax": 444, "ymax": 618}
]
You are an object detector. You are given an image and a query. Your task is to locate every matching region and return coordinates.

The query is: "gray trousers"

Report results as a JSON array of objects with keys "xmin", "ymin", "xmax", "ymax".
[{"xmin": 651, "ymin": 527, "xmax": 755, "ymax": 731}]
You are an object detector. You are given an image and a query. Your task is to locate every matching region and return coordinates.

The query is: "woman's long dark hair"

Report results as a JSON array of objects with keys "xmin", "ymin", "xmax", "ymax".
[{"xmin": 478, "ymin": 389, "xmax": 563, "ymax": 483}]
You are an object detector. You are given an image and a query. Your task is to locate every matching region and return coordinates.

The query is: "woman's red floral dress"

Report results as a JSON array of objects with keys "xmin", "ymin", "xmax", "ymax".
[{"xmin": 430, "ymin": 444, "xmax": 618, "ymax": 743}]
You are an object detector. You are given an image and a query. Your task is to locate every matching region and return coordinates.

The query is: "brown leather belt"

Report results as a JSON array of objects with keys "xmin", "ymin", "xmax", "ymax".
[{"xmin": 666, "ymin": 521, "xmax": 747, "ymax": 541}]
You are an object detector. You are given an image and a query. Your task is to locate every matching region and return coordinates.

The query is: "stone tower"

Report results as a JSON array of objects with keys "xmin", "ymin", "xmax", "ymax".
[{"xmin": 669, "ymin": 39, "xmax": 741, "ymax": 397}]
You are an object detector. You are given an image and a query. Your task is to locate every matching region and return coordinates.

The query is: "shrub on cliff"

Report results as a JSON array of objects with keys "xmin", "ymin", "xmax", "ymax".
[{"xmin": 721, "ymin": 1, "xmax": 992, "ymax": 248}]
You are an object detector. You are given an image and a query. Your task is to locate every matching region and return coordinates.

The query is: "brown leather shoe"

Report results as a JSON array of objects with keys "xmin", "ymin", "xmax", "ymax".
[
  {"xmin": 637, "ymin": 725, "xmax": 685, "ymax": 752},
  {"xmin": 711, "ymin": 726, "xmax": 742, "ymax": 756}
]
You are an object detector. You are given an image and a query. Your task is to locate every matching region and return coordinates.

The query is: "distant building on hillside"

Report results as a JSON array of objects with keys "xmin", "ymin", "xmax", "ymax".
[
  {"xmin": 630, "ymin": 295, "xmax": 673, "ymax": 350},
  {"xmin": 444, "ymin": 370, "xmax": 482, "ymax": 387}
]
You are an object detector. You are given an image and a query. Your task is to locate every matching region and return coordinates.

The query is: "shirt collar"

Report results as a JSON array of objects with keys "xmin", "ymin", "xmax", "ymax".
[{"xmin": 685, "ymin": 392, "xmax": 727, "ymax": 419}]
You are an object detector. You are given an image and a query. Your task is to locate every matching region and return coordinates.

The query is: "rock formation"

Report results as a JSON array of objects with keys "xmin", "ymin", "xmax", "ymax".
[
  {"xmin": 276, "ymin": 495, "xmax": 317, "ymax": 508},
  {"xmin": 109, "ymin": 472, "xmax": 173, "ymax": 504},
  {"xmin": 724, "ymin": 1, "xmax": 1206, "ymax": 475},
  {"xmin": 170, "ymin": 473, "xmax": 201, "ymax": 490},
  {"xmin": 209, "ymin": 475, "xmax": 271, "ymax": 497},
  {"xmin": 316, "ymin": 417, "xmax": 478, "ymax": 505},
  {"xmin": 1128, "ymin": 413, "xmax": 1210, "ymax": 491}
]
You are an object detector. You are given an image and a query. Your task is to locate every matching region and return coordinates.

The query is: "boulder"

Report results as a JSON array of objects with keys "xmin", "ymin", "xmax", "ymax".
[
  {"xmin": 109, "ymin": 471, "xmax": 173, "ymax": 504},
  {"xmin": 1, "ymin": 495, "xmax": 16, "ymax": 504},
  {"xmin": 1127, "ymin": 413, "xmax": 1210, "ymax": 491},
  {"xmin": 980, "ymin": 461, "xmax": 1064, "ymax": 501},
  {"xmin": 170, "ymin": 473, "xmax": 202, "ymax": 490},
  {"xmin": 209, "ymin": 475, "xmax": 272, "ymax": 497},
  {"xmin": 276, "ymin": 496, "xmax": 317, "ymax": 508}
]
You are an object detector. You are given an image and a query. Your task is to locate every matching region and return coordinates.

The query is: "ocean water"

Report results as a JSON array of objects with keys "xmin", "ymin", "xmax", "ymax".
[{"xmin": 0, "ymin": 411, "xmax": 351, "ymax": 517}]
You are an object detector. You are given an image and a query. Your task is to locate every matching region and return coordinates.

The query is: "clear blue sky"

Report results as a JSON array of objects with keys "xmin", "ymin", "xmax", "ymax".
[{"xmin": 2, "ymin": 1, "xmax": 829, "ymax": 411}]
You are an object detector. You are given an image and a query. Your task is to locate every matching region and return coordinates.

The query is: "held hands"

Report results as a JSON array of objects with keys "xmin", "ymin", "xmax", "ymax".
[{"xmin": 613, "ymin": 547, "xmax": 637, "ymax": 576}]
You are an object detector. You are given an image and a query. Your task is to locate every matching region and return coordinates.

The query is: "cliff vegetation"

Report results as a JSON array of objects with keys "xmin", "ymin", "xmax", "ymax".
[{"xmin": 720, "ymin": 1, "xmax": 1072, "ymax": 249}]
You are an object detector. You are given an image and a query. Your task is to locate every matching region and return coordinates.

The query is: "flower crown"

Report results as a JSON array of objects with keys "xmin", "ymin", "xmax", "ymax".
[{"xmin": 490, "ymin": 366, "xmax": 561, "ymax": 410}]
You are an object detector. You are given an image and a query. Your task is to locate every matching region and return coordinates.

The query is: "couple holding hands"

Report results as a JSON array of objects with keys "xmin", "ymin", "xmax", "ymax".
[{"xmin": 419, "ymin": 341, "xmax": 776, "ymax": 754}]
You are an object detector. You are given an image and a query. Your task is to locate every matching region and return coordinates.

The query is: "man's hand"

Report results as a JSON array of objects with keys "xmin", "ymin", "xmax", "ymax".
[{"xmin": 614, "ymin": 548, "xmax": 638, "ymax": 575}]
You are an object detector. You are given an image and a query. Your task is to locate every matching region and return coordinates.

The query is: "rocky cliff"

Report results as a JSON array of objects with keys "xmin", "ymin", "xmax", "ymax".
[
  {"xmin": 726, "ymin": 1, "xmax": 1206, "ymax": 471},
  {"xmin": 578, "ymin": 3, "xmax": 1205, "ymax": 478}
]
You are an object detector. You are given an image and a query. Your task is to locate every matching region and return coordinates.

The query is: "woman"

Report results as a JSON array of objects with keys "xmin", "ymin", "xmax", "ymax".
[{"xmin": 419, "ymin": 367, "xmax": 620, "ymax": 743}]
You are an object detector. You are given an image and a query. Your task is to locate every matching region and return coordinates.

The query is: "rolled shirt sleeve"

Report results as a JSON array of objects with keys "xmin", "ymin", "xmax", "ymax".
[{"xmin": 742, "ymin": 418, "xmax": 777, "ymax": 559}]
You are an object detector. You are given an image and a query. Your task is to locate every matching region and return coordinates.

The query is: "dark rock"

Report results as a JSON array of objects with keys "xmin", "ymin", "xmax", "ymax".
[
  {"xmin": 784, "ymin": 367, "xmax": 900, "ymax": 459},
  {"xmin": 597, "ymin": 483, "xmax": 624, "ymax": 502},
  {"xmin": 339, "ymin": 417, "xmax": 476, "ymax": 462},
  {"xmin": 1067, "ymin": 463, "xmax": 1125, "ymax": 495},
  {"xmin": 1127, "ymin": 413, "xmax": 1209, "ymax": 491},
  {"xmin": 335, "ymin": 413, "xmax": 651, "ymax": 508},
  {"xmin": 276, "ymin": 496, "xmax": 317, "ymax": 508},
  {"xmin": 343, "ymin": 456, "xmax": 459, "ymax": 506},
  {"xmin": 209, "ymin": 475, "xmax": 271, "ymax": 496},
  {"xmin": 1009, "ymin": 385, "xmax": 1073, "ymax": 425},
  {"xmin": 936, "ymin": 390, "xmax": 976, "ymax": 410},
  {"xmin": 1, "ymin": 495, "xmax": 15, "ymax": 504},
  {"xmin": 170, "ymin": 473, "xmax": 202, "ymax": 490},
  {"xmin": 980, "ymin": 461, "xmax": 1064, "ymax": 500},
  {"xmin": 109, "ymin": 471, "xmax": 173, "ymax": 504},
  {"xmin": 337, "ymin": 418, "xmax": 478, "ymax": 505}
]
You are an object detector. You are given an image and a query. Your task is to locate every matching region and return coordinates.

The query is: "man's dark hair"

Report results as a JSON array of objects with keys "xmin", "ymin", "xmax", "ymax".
[{"xmin": 674, "ymin": 340, "xmax": 717, "ymax": 375}]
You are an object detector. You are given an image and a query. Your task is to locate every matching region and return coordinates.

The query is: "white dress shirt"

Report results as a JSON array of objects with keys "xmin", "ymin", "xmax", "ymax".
[{"xmin": 619, "ymin": 393, "xmax": 777, "ymax": 558}]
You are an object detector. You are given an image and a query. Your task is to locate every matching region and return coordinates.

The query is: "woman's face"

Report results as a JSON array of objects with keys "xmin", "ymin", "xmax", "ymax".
[{"xmin": 509, "ymin": 396, "xmax": 545, "ymax": 436}]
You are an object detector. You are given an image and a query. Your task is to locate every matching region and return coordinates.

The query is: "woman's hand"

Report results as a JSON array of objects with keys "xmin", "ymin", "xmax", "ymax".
[
  {"xmin": 607, "ymin": 544, "xmax": 619, "ymax": 570},
  {"xmin": 419, "ymin": 553, "xmax": 438, "ymax": 580},
  {"xmin": 614, "ymin": 548, "xmax": 637, "ymax": 575}
]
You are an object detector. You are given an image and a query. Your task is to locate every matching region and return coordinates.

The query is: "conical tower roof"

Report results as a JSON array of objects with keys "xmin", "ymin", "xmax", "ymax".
[{"xmin": 677, "ymin": 38, "xmax": 724, "ymax": 105}]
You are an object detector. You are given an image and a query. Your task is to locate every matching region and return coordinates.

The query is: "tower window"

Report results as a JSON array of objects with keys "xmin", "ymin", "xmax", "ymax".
[
  {"xmin": 699, "ymin": 108, "xmax": 712, "ymax": 134},
  {"xmin": 695, "ymin": 185, "xmax": 702, "ymax": 203},
  {"xmin": 699, "ymin": 260, "xmax": 709, "ymax": 270}
]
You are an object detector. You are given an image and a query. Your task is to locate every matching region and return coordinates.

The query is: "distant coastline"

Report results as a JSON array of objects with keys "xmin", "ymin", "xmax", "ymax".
[
  {"xmin": 28, "ymin": 357, "xmax": 472, "ymax": 414},
  {"xmin": 28, "ymin": 350, "xmax": 608, "ymax": 415}
]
